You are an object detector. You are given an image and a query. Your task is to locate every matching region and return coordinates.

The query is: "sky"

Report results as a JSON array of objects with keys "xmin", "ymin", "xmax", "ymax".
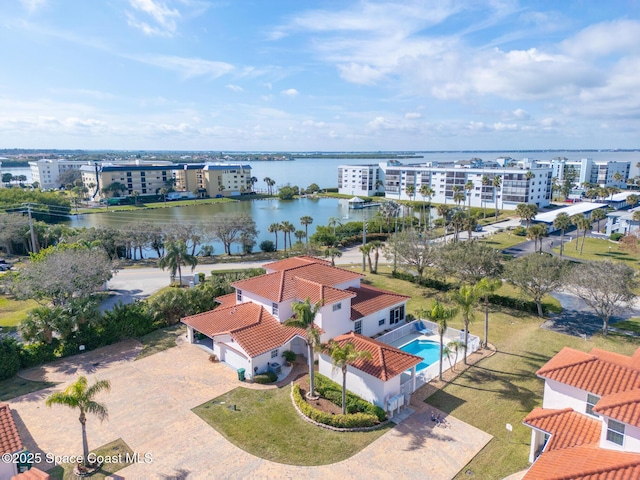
[{"xmin": 1, "ymin": 0, "xmax": 640, "ymax": 151}]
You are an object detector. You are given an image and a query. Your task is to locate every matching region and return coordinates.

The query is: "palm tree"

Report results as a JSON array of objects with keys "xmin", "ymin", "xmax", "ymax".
[
  {"xmin": 627, "ymin": 194, "xmax": 639, "ymax": 209},
  {"xmin": 453, "ymin": 191, "xmax": 465, "ymax": 209},
  {"xmin": 436, "ymin": 204, "xmax": 451, "ymax": 234},
  {"xmin": 576, "ymin": 215, "xmax": 592, "ymax": 255},
  {"xmin": 280, "ymin": 221, "xmax": 295, "ymax": 251},
  {"xmin": 284, "ymin": 298, "xmax": 322, "ymax": 399},
  {"xmin": 516, "ymin": 203, "xmax": 538, "ymax": 229},
  {"xmin": 591, "ymin": 208, "xmax": 606, "ymax": 232},
  {"xmin": 321, "ymin": 340, "xmax": 372, "ymax": 414},
  {"xmin": 158, "ymin": 241, "xmax": 198, "ymax": 286},
  {"xmin": 359, "ymin": 243, "xmax": 373, "ymax": 272},
  {"xmin": 268, "ymin": 223, "xmax": 280, "ymax": 251},
  {"xmin": 553, "ymin": 212, "xmax": 571, "ymax": 257},
  {"xmin": 421, "ymin": 300, "xmax": 457, "ymax": 381},
  {"xmin": 527, "ymin": 224, "xmax": 547, "ymax": 253},
  {"xmin": 370, "ymin": 240, "xmax": 383, "ymax": 273},
  {"xmin": 249, "ymin": 176, "xmax": 258, "ymax": 192},
  {"xmin": 481, "ymin": 175, "xmax": 491, "ymax": 218},
  {"xmin": 570, "ymin": 214, "xmax": 585, "ymax": 251},
  {"xmin": 46, "ymin": 376, "xmax": 111, "ymax": 467},
  {"xmin": 446, "ymin": 340, "xmax": 465, "ymax": 371},
  {"xmin": 607, "ymin": 186, "xmax": 620, "ymax": 201},
  {"xmin": 492, "ymin": 175, "xmax": 502, "ymax": 218},
  {"xmin": 378, "ymin": 201, "xmax": 400, "ymax": 231},
  {"xmin": 159, "ymin": 187, "xmax": 169, "ymax": 205},
  {"xmin": 323, "ymin": 247, "xmax": 342, "ymax": 266},
  {"xmin": 19, "ymin": 306, "xmax": 62, "ymax": 344},
  {"xmin": 613, "ymin": 171, "xmax": 624, "ymax": 188},
  {"xmin": 419, "ymin": 184, "xmax": 434, "ymax": 229},
  {"xmin": 294, "ymin": 229, "xmax": 306, "ymax": 244},
  {"xmin": 300, "ymin": 216, "xmax": 313, "ymax": 245},
  {"xmin": 474, "ymin": 278, "xmax": 502, "ymax": 348},
  {"xmin": 449, "ymin": 285, "xmax": 478, "ymax": 365},
  {"xmin": 328, "ymin": 216, "xmax": 342, "ymax": 236},
  {"xmin": 450, "ymin": 210, "xmax": 466, "ymax": 242},
  {"xmin": 464, "ymin": 180, "xmax": 474, "ymax": 216}
]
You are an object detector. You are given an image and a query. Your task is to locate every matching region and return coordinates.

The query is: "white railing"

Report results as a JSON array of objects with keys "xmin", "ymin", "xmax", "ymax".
[{"xmin": 375, "ymin": 321, "xmax": 416, "ymax": 344}]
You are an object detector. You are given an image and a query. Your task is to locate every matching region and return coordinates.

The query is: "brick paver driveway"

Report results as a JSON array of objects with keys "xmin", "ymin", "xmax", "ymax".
[{"xmin": 10, "ymin": 338, "xmax": 491, "ymax": 479}]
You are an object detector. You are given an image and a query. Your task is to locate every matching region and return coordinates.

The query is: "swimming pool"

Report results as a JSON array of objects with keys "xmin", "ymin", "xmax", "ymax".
[{"xmin": 399, "ymin": 339, "xmax": 443, "ymax": 372}]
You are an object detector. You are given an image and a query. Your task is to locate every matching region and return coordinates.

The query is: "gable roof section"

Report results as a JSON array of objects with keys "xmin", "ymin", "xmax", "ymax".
[
  {"xmin": 328, "ymin": 332, "xmax": 421, "ymax": 381},
  {"xmin": 536, "ymin": 347, "xmax": 640, "ymax": 397},
  {"xmin": 263, "ymin": 256, "xmax": 330, "ymax": 272},
  {"xmin": 0, "ymin": 402, "xmax": 23, "ymax": 455},
  {"xmin": 181, "ymin": 303, "xmax": 305, "ymax": 357},
  {"xmin": 593, "ymin": 389, "xmax": 640, "ymax": 427},
  {"xmin": 294, "ymin": 277, "xmax": 356, "ymax": 305},
  {"xmin": 523, "ymin": 408, "xmax": 601, "ymax": 451},
  {"xmin": 232, "ymin": 262, "xmax": 363, "ymax": 303},
  {"xmin": 348, "ymin": 284, "xmax": 410, "ymax": 320},
  {"xmin": 215, "ymin": 293, "xmax": 237, "ymax": 308}
]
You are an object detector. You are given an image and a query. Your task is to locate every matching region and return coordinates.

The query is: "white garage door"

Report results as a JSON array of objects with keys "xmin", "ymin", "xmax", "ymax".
[{"xmin": 224, "ymin": 347, "xmax": 248, "ymax": 371}]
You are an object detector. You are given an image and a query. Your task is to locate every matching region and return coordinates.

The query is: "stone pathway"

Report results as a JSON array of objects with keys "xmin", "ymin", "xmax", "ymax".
[{"xmin": 9, "ymin": 339, "xmax": 492, "ymax": 479}]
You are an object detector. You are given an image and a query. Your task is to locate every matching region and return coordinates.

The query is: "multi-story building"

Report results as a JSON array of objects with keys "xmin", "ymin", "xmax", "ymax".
[
  {"xmin": 339, "ymin": 160, "xmax": 553, "ymax": 210},
  {"xmin": 534, "ymin": 157, "xmax": 630, "ymax": 188},
  {"xmin": 174, "ymin": 163, "xmax": 252, "ymax": 197},
  {"xmin": 80, "ymin": 161, "xmax": 174, "ymax": 199},
  {"xmin": 338, "ymin": 164, "xmax": 385, "ymax": 197},
  {"xmin": 29, "ymin": 158, "xmax": 90, "ymax": 189}
]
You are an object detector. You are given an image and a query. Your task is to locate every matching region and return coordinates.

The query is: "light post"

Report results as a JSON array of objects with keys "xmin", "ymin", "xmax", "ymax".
[{"xmin": 362, "ymin": 208, "xmax": 367, "ymax": 272}]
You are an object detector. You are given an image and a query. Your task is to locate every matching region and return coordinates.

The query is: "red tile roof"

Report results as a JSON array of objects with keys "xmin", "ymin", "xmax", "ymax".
[
  {"xmin": 181, "ymin": 303, "xmax": 306, "ymax": 357},
  {"xmin": 294, "ymin": 277, "xmax": 356, "ymax": 305},
  {"xmin": 0, "ymin": 402, "xmax": 23, "ymax": 455},
  {"xmin": 593, "ymin": 389, "xmax": 640, "ymax": 427},
  {"xmin": 12, "ymin": 468, "xmax": 51, "ymax": 479},
  {"xmin": 348, "ymin": 284, "xmax": 410, "ymax": 320},
  {"xmin": 215, "ymin": 293, "xmax": 237, "ymax": 308},
  {"xmin": 536, "ymin": 347, "xmax": 640, "ymax": 397},
  {"xmin": 327, "ymin": 332, "xmax": 421, "ymax": 381},
  {"xmin": 263, "ymin": 256, "xmax": 330, "ymax": 271},
  {"xmin": 523, "ymin": 408, "xmax": 601, "ymax": 451}
]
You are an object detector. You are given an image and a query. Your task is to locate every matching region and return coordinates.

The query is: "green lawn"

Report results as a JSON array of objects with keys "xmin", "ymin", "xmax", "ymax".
[
  {"xmin": 612, "ymin": 318, "xmax": 640, "ymax": 334},
  {"xmin": 480, "ymin": 231, "xmax": 529, "ymax": 251},
  {"xmin": 193, "ymin": 387, "xmax": 391, "ymax": 466},
  {"xmin": 0, "ymin": 376, "xmax": 58, "ymax": 401},
  {"xmin": 552, "ymin": 237, "xmax": 640, "ymax": 267},
  {"xmin": 0, "ymin": 295, "xmax": 38, "ymax": 328},
  {"xmin": 47, "ymin": 438, "xmax": 134, "ymax": 480},
  {"xmin": 135, "ymin": 324, "xmax": 185, "ymax": 360},
  {"xmin": 76, "ymin": 196, "xmax": 235, "ymax": 214}
]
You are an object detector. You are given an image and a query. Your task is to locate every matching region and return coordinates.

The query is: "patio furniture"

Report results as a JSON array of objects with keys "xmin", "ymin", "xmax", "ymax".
[{"xmin": 415, "ymin": 321, "xmax": 432, "ymax": 335}]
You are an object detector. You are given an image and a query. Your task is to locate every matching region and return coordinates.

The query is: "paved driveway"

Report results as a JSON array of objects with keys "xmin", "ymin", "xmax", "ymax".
[{"xmin": 11, "ymin": 339, "xmax": 491, "ymax": 479}]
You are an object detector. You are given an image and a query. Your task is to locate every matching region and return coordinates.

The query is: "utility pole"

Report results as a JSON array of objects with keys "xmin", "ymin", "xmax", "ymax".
[
  {"xmin": 362, "ymin": 207, "xmax": 367, "ymax": 272},
  {"xmin": 25, "ymin": 203, "xmax": 38, "ymax": 253}
]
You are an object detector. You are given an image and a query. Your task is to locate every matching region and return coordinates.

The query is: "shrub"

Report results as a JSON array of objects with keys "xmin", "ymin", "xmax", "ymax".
[
  {"xmin": 292, "ymin": 385, "xmax": 379, "ymax": 428},
  {"xmin": 253, "ymin": 371, "xmax": 277, "ymax": 384},
  {"xmin": 259, "ymin": 240, "xmax": 276, "ymax": 252},
  {"xmin": 610, "ymin": 233, "xmax": 623, "ymax": 241},
  {"xmin": 0, "ymin": 337, "xmax": 20, "ymax": 380},
  {"xmin": 314, "ymin": 374, "xmax": 387, "ymax": 422},
  {"xmin": 512, "ymin": 226, "xmax": 527, "ymax": 236},
  {"xmin": 282, "ymin": 350, "xmax": 296, "ymax": 363}
]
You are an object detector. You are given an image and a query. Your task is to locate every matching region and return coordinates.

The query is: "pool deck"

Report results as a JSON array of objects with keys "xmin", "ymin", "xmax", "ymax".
[{"xmin": 386, "ymin": 331, "xmax": 452, "ymax": 349}]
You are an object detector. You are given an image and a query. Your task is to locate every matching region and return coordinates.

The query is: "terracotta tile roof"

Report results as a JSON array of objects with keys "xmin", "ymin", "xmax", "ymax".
[
  {"xmin": 327, "ymin": 332, "xmax": 421, "ymax": 381},
  {"xmin": 523, "ymin": 446, "xmax": 640, "ymax": 480},
  {"xmin": 536, "ymin": 347, "xmax": 640, "ymax": 397},
  {"xmin": 263, "ymin": 256, "xmax": 330, "ymax": 271},
  {"xmin": 0, "ymin": 402, "xmax": 23, "ymax": 455},
  {"xmin": 215, "ymin": 293, "xmax": 237, "ymax": 308},
  {"xmin": 232, "ymin": 261, "xmax": 363, "ymax": 303},
  {"xmin": 181, "ymin": 303, "xmax": 306, "ymax": 357},
  {"xmin": 12, "ymin": 468, "xmax": 51, "ymax": 479},
  {"xmin": 593, "ymin": 389, "xmax": 640, "ymax": 427},
  {"xmin": 348, "ymin": 284, "xmax": 410, "ymax": 320},
  {"xmin": 294, "ymin": 277, "xmax": 356, "ymax": 305},
  {"xmin": 523, "ymin": 408, "xmax": 601, "ymax": 451}
]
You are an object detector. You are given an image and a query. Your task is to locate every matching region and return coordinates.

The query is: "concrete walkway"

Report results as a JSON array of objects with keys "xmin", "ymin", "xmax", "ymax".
[{"xmin": 10, "ymin": 338, "xmax": 491, "ymax": 479}]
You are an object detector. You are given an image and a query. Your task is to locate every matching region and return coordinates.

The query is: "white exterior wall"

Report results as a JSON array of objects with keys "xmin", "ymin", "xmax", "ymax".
[
  {"xmin": 542, "ymin": 379, "xmax": 591, "ymax": 414},
  {"xmin": 357, "ymin": 302, "xmax": 407, "ymax": 337},
  {"xmin": 237, "ymin": 290, "xmax": 280, "ymax": 318},
  {"xmin": 0, "ymin": 460, "xmax": 17, "ymax": 479},
  {"xmin": 599, "ymin": 417, "xmax": 640, "ymax": 453},
  {"xmin": 317, "ymin": 301, "xmax": 352, "ymax": 340},
  {"xmin": 338, "ymin": 165, "xmax": 384, "ymax": 197},
  {"xmin": 29, "ymin": 159, "xmax": 88, "ymax": 189},
  {"xmin": 319, "ymin": 355, "xmax": 399, "ymax": 408}
]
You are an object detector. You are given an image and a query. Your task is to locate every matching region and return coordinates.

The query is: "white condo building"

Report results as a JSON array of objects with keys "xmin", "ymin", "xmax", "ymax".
[
  {"xmin": 338, "ymin": 164, "xmax": 385, "ymax": 197},
  {"xmin": 29, "ymin": 159, "xmax": 91, "ymax": 189},
  {"xmin": 533, "ymin": 157, "xmax": 630, "ymax": 188}
]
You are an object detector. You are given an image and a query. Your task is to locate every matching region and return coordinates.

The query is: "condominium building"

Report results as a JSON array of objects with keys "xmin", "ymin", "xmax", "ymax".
[
  {"xmin": 80, "ymin": 161, "xmax": 174, "ymax": 199},
  {"xmin": 338, "ymin": 164, "xmax": 385, "ymax": 197},
  {"xmin": 174, "ymin": 163, "xmax": 252, "ymax": 197},
  {"xmin": 29, "ymin": 158, "xmax": 91, "ymax": 189},
  {"xmin": 534, "ymin": 157, "xmax": 630, "ymax": 188}
]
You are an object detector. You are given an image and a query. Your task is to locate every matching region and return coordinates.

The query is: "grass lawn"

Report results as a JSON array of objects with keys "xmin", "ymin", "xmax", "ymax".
[
  {"xmin": 47, "ymin": 438, "xmax": 134, "ymax": 480},
  {"xmin": 76, "ymin": 196, "xmax": 235, "ymax": 214},
  {"xmin": 552, "ymin": 237, "xmax": 640, "ymax": 267},
  {"xmin": 480, "ymin": 232, "xmax": 529, "ymax": 251},
  {"xmin": 135, "ymin": 324, "xmax": 185, "ymax": 360},
  {"xmin": 193, "ymin": 387, "xmax": 391, "ymax": 466},
  {"xmin": 0, "ymin": 295, "xmax": 38, "ymax": 328},
  {"xmin": 612, "ymin": 318, "xmax": 640, "ymax": 334},
  {"xmin": 0, "ymin": 376, "xmax": 58, "ymax": 401}
]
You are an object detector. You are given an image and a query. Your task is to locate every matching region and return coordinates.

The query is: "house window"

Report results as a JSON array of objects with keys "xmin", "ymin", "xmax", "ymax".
[
  {"xmin": 333, "ymin": 302, "xmax": 342, "ymax": 311},
  {"xmin": 378, "ymin": 318, "xmax": 385, "ymax": 326},
  {"xmin": 236, "ymin": 289, "xmax": 242, "ymax": 302},
  {"xmin": 272, "ymin": 302, "xmax": 279, "ymax": 317},
  {"xmin": 354, "ymin": 320, "xmax": 362, "ymax": 334},
  {"xmin": 271, "ymin": 349, "xmax": 279, "ymax": 358},
  {"xmin": 606, "ymin": 419, "xmax": 625, "ymax": 446},
  {"xmin": 389, "ymin": 305, "xmax": 405, "ymax": 325},
  {"xmin": 586, "ymin": 393, "xmax": 600, "ymax": 417}
]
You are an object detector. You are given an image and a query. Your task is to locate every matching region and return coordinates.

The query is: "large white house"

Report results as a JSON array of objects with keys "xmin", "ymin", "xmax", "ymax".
[
  {"xmin": 522, "ymin": 346, "xmax": 640, "ymax": 479},
  {"xmin": 181, "ymin": 256, "xmax": 412, "ymax": 391}
]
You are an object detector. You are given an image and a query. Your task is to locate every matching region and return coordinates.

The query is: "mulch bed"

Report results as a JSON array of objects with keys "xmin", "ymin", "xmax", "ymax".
[{"xmin": 296, "ymin": 376, "xmax": 343, "ymax": 415}]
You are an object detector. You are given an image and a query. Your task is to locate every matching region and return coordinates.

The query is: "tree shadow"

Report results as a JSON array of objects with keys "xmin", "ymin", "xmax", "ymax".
[
  {"xmin": 394, "ymin": 409, "xmax": 457, "ymax": 452},
  {"xmin": 159, "ymin": 469, "xmax": 190, "ymax": 479},
  {"xmin": 11, "ymin": 408, "xmax": 57, "ymax": 472}
]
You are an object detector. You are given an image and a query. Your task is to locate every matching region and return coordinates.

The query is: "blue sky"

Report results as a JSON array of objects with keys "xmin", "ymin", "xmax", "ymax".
[{"xmin": 2, "ymin": 0, "xmax": 640, "ymax": 151}]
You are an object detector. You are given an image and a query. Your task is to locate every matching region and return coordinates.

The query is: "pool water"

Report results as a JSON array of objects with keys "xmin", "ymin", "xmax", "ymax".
[{"xmin": 399, "ymin": 339, "xmax": 443, "ymax": 372}]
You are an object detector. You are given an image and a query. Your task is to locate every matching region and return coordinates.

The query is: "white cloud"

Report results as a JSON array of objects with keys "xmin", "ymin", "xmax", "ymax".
[
  {"xmin": 512, "ymin": 109, "xmax": 530, "ymax": 120},
  {"xmin": 20, "ymin": 0, "xmax": 47, "ymax": 12},
  {"xmin": 404, "ymin": 112, "xmax": 422, "ymax": 120},
  {"xmin": 130, "ymin": 54, "xmax": 235, "ymax": 79},
  {"xmin": 302, "ymin": 120, "xmax": 327, "ymax": 128},
  {"xmin": 337, "ymin": 63, "xmax": 386, "ymax": 85},
  {"xmin": 281, "ymin": 88, "xmax": 299, "ymax": 97},
  {"xmin": 127, "ymin": 0, "xmax": 181, "ymax": 36},
  {"xmin": 225, "ymin": 84, "xmax": 243, "ymax": 92}
]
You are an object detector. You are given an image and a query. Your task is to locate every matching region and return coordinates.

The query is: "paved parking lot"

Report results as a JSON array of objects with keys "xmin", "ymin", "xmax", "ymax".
[{"xmin": 11, "ymin": 338, "xmax": 491, "ymax": 479}]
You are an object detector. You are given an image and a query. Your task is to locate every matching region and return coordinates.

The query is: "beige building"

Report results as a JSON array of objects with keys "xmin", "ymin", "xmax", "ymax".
[
  {"xmin": 174, "ymin": 163, "xmax": 253, "ymax": 197},
  {"xmin": 80, "ymin": 161, "xmax": 174, "ymax": 200}
]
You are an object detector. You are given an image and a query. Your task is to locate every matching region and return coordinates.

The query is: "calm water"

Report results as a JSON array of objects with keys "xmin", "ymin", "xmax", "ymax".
[
  {"xmin": 66, "ymin": 197, "xmax": 380, "ymax": 256},
  {"xmin": 400, "ymin": 339, "xmax": 443, "ymax": 372}
]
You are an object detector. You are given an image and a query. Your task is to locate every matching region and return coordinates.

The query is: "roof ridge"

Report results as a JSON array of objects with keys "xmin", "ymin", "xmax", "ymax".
[
  {"xmin": 526, "ymin": 407, "xmax": 575, "ymax": 421},
  {"xmin": 538, "ymin": 356, "xmax": 596, "ymax": 375},
  {"xmin": 596, "ymin": 388, "xmax": 640, "ymax": 409},
  {"xmin": 229, "ymin": 304, "xmax": 264, "ymax": 334}
]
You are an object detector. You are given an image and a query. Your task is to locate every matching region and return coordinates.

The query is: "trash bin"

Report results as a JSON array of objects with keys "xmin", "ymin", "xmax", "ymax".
[{"xmin": 237, "ymin": 368, "xmax": 245, "ymax": 381}]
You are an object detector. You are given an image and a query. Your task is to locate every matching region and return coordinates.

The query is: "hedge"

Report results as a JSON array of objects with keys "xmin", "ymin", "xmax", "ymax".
[
  {"xmin": 292, "ymin": 384, "xmax": 379, "ymax": 428},
  {"xmin": 253, "ymin": 371, "xmax": 278, "ymax": 384},
  {"xmin": 314, "ymin": 374, "xmax": 387, "ymax": 422}
]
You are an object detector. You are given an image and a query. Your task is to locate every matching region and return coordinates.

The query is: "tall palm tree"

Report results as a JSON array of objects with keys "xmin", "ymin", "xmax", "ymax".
[
  {"xmin": 481, "ymin": 175, "xmax": 491, "ymax": 218},
  {"xmin": 46, "ymin": 376, "xmax": 111, "ymax": 467},
  {"xmin": 591, "ymin": 208, "xmax": 606, "ymax": 232},
  {"xmin": 449, "ymin": 284, "xmax": 478, "ymax": 365},
  {"xmin": 300, "ymin": 215, "xmax": 313, "ymax": 245},
  {"xmin": 359, "ymin": 243, "xmax": 373, "ymax": 272},
  {"xmin": 627, "ymin": 194, "xmax": 639, "ymax": 209},
  {"xmin": 474, "ymin": 278, "xmax": 502, "ymax": 348},
  {"xmin": 284, "ymin": 298, "xmax": 322, "ymax": 399},
  {"xmin": 158, "ymin": 241, "xmax": 198, "ymax": 286},
  {"xmin": 576, "ymin": 215, "xmax": 592, "ymax": 255},
  {"xmin": 527, "ymin": 224, "xmax": 547, "ymax": 253},
  {"xmin": 159, "ymin": 187, "xmax": 169, "ymax": 205},
  {"xmin": 327, "ymin": 216, "xmax": 342, "ymax": 236},
  {"xmin": 263, "ymin": 177, "xmax": 273, "ymax": 195},
  {"xmin": 249, "ymin": 176, "xmax": 258, "ymax": 192},
  {"xmin": 446, "ymin": 340, "xmax": 465, "ymax": 372},
  {"xmin": 450, "ymin": 210, "xmax": 466, "ymax": 242},
  {"xmin": 553, "ymin": 212, "xmax": 571, "ymax": 257},
  {"xmin": 370, "ymin": 240, "xmax": 383, "ymax": 273},
  {"xmin": 421, "ymin": 300, "xmax": 457, "ymax": 381},
  {"xmin": 268, "ymin": 223, "xmax": 280, "ymax": 250},
  {"xmin": 492, "ymin": 175, "xmax": 502, "ymax": 219},
  {"xmin": 570, "ymin": 214, "xmax": 585, "ymax": 251},
  {"xmin": 613, "ymin": 171, "xmax": 624, "ymax": 188},
  {"xmin": 280, "ymin": 221, "xmax": 295, "ymax": 251},
  {"xmin": 464, "ymin": 180, "xmax": 474, "ymax": 216},
  {"xmin": 321, "ymin": 340, "xmax": 372, "ymax": 414},
  {"xmin": 453, "ymin": 191, "xmax": 465, "ymax": 209},
  {"xmin": 419, "ymin": 184, "xmax": 434, "ymax": 229}
]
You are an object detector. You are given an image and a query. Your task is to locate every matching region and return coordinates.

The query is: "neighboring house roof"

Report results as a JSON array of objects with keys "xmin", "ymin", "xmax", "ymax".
[
  {"xmin": 12, "ymin": 467, "xmax": 51, "ymax": 479},
  {"xmin": 328, "ymin": 332, "xmax": 421, "ymax": 381},
  {"xmin": 536, "ymin": 347, "xmax": 640, "ymax": 397},
  {"xmin": 181, "ymin": 303, "xmax": 305, "ymax": 357},
  {"xmin": 263, "ymin": 256, "xmax": 330, "ymax": 271},
  {"xmin": 295, "ymin": 277, "xmax": 356, "ymax": 305},
  {"xmin": 348, "ymin": 284, "xmax": 410, "ymax": 320},
  {"xmin": 0, "ymin": 402, "xmax": 23, "ymax": 455},
  {"xmin": 523, "ymin": 408, "xmax": 601, "ymax": 451},
  {"xmin": 215, "ymin": 293, "xmax": 237, "ymax": 308},
  {"xmin": 232, "ymin": 263, "xmax": 364, "ymax": 303},
  {"xmin": 592, "ymin": 389, "xmax": 640, "ymax": 427}
]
